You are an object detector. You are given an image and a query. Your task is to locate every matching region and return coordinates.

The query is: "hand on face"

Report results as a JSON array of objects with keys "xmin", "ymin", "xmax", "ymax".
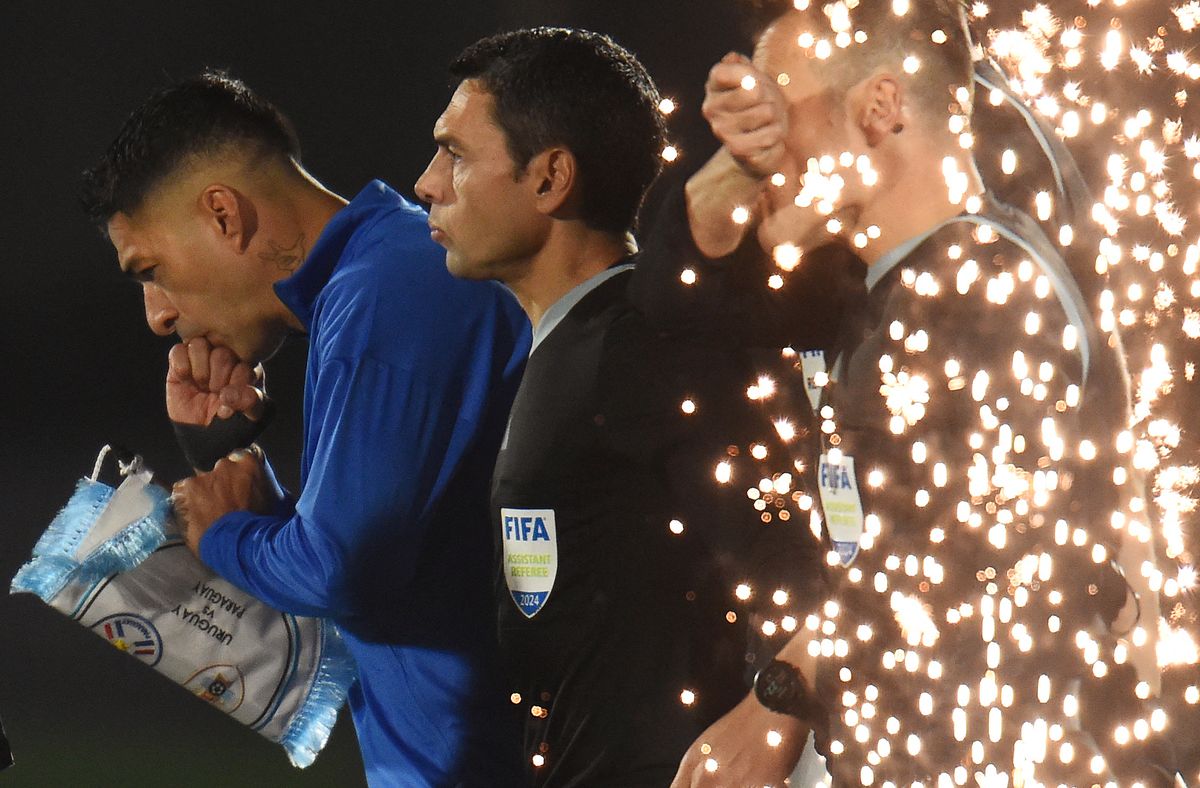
[
  {"xmin": 670, "ymin": 691, "xmax": 808, "ymax": 788},
  {"xmin": 167, "ymin": 338, "xmax": 267, "ymax": 426},
  {"xmin": 755, "ymin": 158, "xmax": 840, "ymax": 255},
  {"xmin": 703, "ymin": 53, "xmax": 791, "ymax": 180},
  {"xmin": 172, "ymin": 448, "xmax": 271, "ymax": 556}
]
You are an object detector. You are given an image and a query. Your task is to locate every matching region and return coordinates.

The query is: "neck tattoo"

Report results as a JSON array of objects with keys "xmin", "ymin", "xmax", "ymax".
[{"xmin": 259, "ymin": 233, "xmax": 307, "ymax": 271}]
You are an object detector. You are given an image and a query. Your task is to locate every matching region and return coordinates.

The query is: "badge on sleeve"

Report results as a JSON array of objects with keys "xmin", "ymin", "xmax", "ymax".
[
  {"xmin": 500, "ymin": 508, "xmax": 558, "ymax": 618},
  {"xmin": 799, "ymin": 351, "xmax": 828, "ymax": 412},
  {"xmin": 817, "ymin": 453, "xmax": 865, "ymax": 566}
]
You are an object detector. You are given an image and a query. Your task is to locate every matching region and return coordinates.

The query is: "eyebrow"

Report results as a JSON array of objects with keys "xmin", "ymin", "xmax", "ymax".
[{"xmin": 432, "ymin": 129, "xmax": 464, "ymax": 150}]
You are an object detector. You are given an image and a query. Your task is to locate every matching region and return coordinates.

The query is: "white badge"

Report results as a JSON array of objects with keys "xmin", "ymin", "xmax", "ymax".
[
  {"xmin": 817, "ymin": 453, "xmax": 865, "ymax": 566},
  {"xmin": 500, "ymin": 508, "xmax": 558, "ymax": 618},
  {"xmin": 799, "ymin": 350, "xmax": 828, "ymax": 412}
]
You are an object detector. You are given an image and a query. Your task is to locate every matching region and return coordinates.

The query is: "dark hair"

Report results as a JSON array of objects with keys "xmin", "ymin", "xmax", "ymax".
[
  {"xmin": 450, "ymin": 27, "xmax": 667, "ymax": 236},
  {"xmin": 739, "ymin": 0, "xmax": 975, "ymax": 118},
  {"xmin": 79, "ymin": 70, "xmax": 301, "ymax": 227}
]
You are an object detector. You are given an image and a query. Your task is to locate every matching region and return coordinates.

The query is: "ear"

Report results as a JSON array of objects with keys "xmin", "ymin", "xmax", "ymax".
[
  {"xmin": 526, "ymin": 148, "xmax": 578, "ymax": 217},
  {"xmin": 199, "ymin": 184, "xmax": 258, "ymax": 253},
  {"xmin": 854, "ymin": 73, "xmax": 904, "ymax": 147}
]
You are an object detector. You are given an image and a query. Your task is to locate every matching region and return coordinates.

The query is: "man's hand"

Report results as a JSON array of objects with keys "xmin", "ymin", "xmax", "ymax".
[
  {"xmin": 670, "ymin": 692, "xmax": 808, "ymax": 788},
  {"xmin": 702, "ymin": 53, "xmax": 790, "ymax": 180},
  {"xmin": 686, "ymin": 53, "xmax": 793, "ymax": 258},
  {"xmin": 172, "ymin": 448, "xmax": 272, "ymax": 556},
  {"xmin": 168, "ymin": 338, "xmax": 266, "ymax": 426},
  {"xmin": 755, "ymin": 169, "xmax": 838, "ymax": 256}
]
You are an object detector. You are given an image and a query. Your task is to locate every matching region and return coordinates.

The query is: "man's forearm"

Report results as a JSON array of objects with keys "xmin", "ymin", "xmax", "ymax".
[
  {"xmin": 199, "ymin": 509, "xmax": 365, "ymax": 620},
  {"xmin": 685, "ymin": 148, "xmax": 768, "ymax": 259}
]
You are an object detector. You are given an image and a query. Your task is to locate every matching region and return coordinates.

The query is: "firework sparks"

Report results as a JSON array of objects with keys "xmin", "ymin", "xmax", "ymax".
[{"xmin": 675, "ymin": 0, "xmax": 1200, "ymax": 783}]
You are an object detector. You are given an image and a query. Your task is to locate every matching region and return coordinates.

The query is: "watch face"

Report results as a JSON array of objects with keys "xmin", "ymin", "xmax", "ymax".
[{"xmin": 756, "ymin": 660, "xmax": 801, "ymax": 710}]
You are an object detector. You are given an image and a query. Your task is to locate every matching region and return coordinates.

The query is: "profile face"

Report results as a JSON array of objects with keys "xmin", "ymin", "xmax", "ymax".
[
  {"xmin": 415, "ymin": 79, "xmax": 548, "ymax": 283},
  {"xmin": 107, "ymin": 205, "xmax": 285, "ymax": 364}
]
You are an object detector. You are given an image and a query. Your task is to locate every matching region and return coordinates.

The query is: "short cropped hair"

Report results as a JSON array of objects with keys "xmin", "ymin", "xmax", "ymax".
[
  {"xmin": 449, "ymin": 28, "xmax": 667, "ymax": 237},
  {"xmin": 742, "ymin": 0, "xmax": 975, "ymax": 118},
  {"xmin": 79, "ymin": 71, "xmax": 301, "ymax": 226}
]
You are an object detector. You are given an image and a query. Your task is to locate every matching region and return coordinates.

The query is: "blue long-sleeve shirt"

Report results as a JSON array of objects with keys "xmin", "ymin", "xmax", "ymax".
[{"xmin": 200, "ymin": 181, "xmax": 530, "ymax": 786}]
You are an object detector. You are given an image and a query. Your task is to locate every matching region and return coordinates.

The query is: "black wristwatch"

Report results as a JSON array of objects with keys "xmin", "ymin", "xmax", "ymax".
[{"xmin": 753, "ymin": 659, "xmax": 824, "ymax": 720}]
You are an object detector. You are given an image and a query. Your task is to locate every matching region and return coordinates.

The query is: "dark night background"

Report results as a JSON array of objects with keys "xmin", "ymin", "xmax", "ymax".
[{"xmin": 0, "ymin": 2, "xmax": 739, "ymax": 784}]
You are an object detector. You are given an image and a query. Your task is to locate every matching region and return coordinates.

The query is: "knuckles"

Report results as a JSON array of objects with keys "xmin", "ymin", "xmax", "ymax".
[
  {"xmin": 211, "ymin": 456, "xmax": 261, "ymax": 481},
  {"xmin": 210, "ymin": 346, "xmax": 234, "ymax": 366},
  {"xmin": 213, "ymin": 454, "xmax": 266, "ymax": 491},
  {"xmin": 167, "ymin": 343, "xmax": 190, "ymax": 369}
]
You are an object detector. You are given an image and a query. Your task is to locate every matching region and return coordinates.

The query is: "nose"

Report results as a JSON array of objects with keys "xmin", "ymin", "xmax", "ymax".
[
  {"xmin": 142, "ymin": 283, "xmax": 179, "ymax": 336},
  {"xmin": 414, "ymin": 154, "xmax": 443, "ymax": 205}
]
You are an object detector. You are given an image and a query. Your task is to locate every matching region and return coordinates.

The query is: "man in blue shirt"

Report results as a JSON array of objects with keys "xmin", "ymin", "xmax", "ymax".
[{"xmin": 80, "ymin": 71, "xmax": 529, "ymax": 787}]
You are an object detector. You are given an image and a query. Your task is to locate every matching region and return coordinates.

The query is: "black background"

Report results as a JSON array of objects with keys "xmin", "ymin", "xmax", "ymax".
[{"xmin": 0, "ymin": 2, "xmax": 739, "ymax": 784}]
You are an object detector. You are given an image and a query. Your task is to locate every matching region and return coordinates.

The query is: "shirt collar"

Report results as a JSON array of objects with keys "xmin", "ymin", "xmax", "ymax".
[
  {"xmin": 865, "ymin": 226, "xmax": 940, "ymax": 293},
  {"xmin": 864, "ymin": 195, "xmax": 1022, "ymax": 293},
  {"xmin": 530, "ymin": 261, "xmax": 636, "ymax": 354},
  {"xmin": 865, "ymin": 195, "xmax": 1009, "ymax": 292},
  {"xmin": 274, "ymin": 180, "xmax": 415, "ymax": 330}
]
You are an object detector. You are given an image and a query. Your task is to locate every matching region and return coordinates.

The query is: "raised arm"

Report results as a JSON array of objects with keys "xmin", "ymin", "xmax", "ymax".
[{"xmin": 633, "ymin": 54, "xmax": 863, "ymax": 351}]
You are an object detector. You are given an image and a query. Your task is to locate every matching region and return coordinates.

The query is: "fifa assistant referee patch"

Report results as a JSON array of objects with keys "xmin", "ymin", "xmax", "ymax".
[
  {"xmin": 817, "ymin": 452, "xmax": 866, "ymax": 567},
  {"xmin": 500, "ymin": 507, "xmax": 557, "ymax": 618},
  {"xmin": 10, "ymin": 447, "xmax": 356, "ymax": 768}
]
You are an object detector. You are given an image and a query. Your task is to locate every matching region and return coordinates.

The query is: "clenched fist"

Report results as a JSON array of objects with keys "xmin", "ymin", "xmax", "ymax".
[
  {"xmin": 685, "ymin": 52, "xmax": 796, "ymax": 259},
  {"xmin": 173, "ymin": 448, "xmax": 272, "ymax": 557},
  {"xmin": 168, "ymin": 337, "xmax": 266, "ymax": 427},
  {"xmin": 702, "ymin": 53, "xmax": 790, "ymax": 180}
]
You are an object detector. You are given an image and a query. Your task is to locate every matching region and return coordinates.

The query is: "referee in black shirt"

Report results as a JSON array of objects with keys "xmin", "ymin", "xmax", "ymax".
[{"xmin": 414, "ymin": 27, "xmax": 842, "ymax": 787}]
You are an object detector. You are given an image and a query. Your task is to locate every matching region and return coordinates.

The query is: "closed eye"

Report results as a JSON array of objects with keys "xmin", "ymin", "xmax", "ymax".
[{"xmin": 131, "ymin": 265, "xmax": 157, "ymax": 284}]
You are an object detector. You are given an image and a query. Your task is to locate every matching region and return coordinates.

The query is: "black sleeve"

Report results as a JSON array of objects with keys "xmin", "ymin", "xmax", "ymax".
[
  {"xmin": 629, "ymin": 179, "xmax": 866, "ymax": 353},
  {"xmin": 598, "ymin": 307, "xmax": 831, "ymax": 680},
  {"xmin": 171, "ymin": 398, "xmax": 275, "ymax": 472}
]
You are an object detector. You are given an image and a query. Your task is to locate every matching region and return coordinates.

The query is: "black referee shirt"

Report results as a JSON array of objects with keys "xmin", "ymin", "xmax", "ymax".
[{"xmin": 493, "ymin": 262, "xmax": 759, "ymax": 787}]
